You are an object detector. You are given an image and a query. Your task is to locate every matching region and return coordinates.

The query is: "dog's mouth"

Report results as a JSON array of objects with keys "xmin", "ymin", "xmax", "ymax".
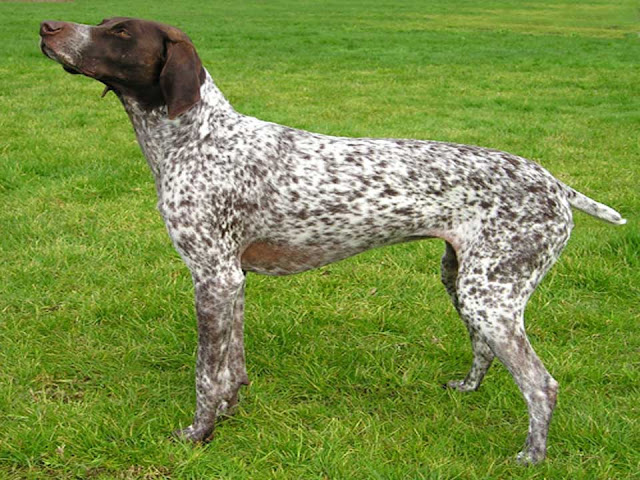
[
  {"xmin": 40, "ymin": 38, "xmax": 116, "ymax": 97},
  {"xmin": 40, "ymin": 40, "xmax": 82, "ymax": 75},
  {"xmin": 62, "ymin": 65, "xmax": 82, "ymax": 75}
]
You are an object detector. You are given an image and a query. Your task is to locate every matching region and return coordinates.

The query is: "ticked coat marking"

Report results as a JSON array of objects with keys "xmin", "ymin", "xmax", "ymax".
[{"xmin": 39, "ymin": 17, "xmax": 626, "ymax": 464}]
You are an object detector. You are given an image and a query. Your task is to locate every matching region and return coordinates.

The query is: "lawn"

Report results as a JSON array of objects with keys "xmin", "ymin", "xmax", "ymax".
[{"xmin": 1, "ymin": 0, "xmax": 638, "ymax": 478}]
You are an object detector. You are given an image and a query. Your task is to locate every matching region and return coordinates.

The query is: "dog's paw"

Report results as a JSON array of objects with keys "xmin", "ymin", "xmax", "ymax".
[
  {"xmin": 516, "ymin": 447, "xmax": 546, "ymax": 465},
  {"xmin": 171, "ymin": 424, "xmax": 215, "ymax": 444},
  {"xmin": 444, "ymin": 379, "xmax": 477, "ymax": 392}
]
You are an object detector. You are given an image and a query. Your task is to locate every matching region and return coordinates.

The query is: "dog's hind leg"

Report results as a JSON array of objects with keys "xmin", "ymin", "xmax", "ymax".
[{"xmin": 441, "ymin": 241, "xmax": 495, "ymax": 392}]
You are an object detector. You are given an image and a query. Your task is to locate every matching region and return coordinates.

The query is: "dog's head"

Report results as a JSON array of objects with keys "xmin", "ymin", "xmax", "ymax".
[{"xmin": 40, "ymin": 17, "xmax": 205, "ymax": 118}]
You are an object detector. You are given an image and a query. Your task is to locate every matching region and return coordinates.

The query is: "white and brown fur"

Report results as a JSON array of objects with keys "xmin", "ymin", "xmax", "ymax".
[{"xmin": 40, "ymin": 17, "xmax": 626, "ymax": 464}]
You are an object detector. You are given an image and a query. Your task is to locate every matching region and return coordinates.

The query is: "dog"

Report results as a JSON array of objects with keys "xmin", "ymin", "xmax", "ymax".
[{"xmin": 40, "ymin": 17, "xmax": 626, "ymax": 463}]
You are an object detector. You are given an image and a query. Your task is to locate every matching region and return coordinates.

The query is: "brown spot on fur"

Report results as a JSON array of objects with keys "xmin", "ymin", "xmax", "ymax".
[{"xmin": 241, "ymin": 241, "xmax": 325, "ymax": 274}]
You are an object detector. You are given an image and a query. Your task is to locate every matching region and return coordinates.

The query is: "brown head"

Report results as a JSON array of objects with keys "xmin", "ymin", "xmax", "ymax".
[{"xmin": 39, "ymin": 18, "xmax": 205, "ymax": 119}]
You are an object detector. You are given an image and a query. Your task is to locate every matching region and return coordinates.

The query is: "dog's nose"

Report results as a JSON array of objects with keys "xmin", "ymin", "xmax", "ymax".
[{"xmin": 40, "ymin": 20, "xmax": 67, "ymax": 36}]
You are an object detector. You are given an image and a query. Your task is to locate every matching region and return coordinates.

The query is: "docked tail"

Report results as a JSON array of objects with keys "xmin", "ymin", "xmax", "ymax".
[{"xmin": 563, "ymin": 185, "xmax": 627, "ymax": 225}]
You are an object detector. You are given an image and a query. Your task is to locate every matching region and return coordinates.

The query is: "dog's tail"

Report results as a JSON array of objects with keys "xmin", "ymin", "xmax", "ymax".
[{"xmin": 563, "ymin": 184, "xmax": 627, "ymax": 225}]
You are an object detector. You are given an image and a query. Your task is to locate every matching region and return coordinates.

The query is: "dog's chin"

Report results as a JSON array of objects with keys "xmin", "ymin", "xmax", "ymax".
[
  {"xmin": 40, "ymin": 41, "xmax": 82, "ymax": 75},
  {"xmin": 63, "ymin": 65, "xmax": 82, "ymax": 75}
]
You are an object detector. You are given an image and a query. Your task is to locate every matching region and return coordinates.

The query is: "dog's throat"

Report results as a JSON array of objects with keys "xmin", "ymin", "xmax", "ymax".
[{"xmin": 101, "ymin": 85, "xmax": 113, "ymax": 98}]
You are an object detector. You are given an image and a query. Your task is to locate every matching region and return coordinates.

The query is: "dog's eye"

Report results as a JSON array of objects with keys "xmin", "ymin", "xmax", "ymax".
[{"xmin": 110, "ymin": 27, "xmax": 131, "ymax": 39}]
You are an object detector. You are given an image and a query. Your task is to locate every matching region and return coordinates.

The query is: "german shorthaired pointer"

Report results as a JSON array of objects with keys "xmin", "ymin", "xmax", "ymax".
[{"xmin": 40, "ymin": 17, "xmax": 626, "ymax": 463}]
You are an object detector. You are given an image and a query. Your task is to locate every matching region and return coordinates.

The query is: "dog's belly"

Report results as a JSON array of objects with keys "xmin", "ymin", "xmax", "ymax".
[
  {"xmin": 240, "ymin": 241, "xmax": 349, "ymax": 275},
  {"xmin": 240, "ymin": 236, "xmax": 431, "ymax": 276}
]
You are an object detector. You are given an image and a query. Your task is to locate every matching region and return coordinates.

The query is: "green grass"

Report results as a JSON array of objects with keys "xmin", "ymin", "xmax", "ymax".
[{"xmin": 1, "ymin": 0, "xmax": 638, "ymax": 478}]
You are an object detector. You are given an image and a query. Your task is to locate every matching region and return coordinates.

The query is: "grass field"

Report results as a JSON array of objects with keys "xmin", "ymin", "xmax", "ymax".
[{"xmin": 1, "ymin": 0, "xmax": 638, "ymax": 478}]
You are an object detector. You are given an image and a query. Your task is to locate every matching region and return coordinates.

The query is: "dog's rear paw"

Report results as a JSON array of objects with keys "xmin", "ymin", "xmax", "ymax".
[{"xmin": 444, "ymin": 379, "xmax": 477, "ymax": 392}]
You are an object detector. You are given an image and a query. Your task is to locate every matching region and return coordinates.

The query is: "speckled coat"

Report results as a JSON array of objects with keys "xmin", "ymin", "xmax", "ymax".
[{"xmin": 40, "ymin": 17, "xmax": 626, "ymax": 464}]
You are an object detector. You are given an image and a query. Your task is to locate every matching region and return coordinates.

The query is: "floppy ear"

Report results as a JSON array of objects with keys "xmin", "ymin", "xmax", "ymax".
[{"xmin": 159, "ymin": 38, "xmax": 204, "ymax": 119}]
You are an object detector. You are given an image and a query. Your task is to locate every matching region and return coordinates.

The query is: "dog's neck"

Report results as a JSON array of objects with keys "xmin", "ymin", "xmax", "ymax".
[{"xmin": 117, "ymin": 69, "xmax": 238, "ymax": 185}]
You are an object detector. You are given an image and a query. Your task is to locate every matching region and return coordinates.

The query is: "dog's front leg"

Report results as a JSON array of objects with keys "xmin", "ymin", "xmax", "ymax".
[{"xmin": 174, "ymin": 262, "xmax": 246, "ymax": 443}]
